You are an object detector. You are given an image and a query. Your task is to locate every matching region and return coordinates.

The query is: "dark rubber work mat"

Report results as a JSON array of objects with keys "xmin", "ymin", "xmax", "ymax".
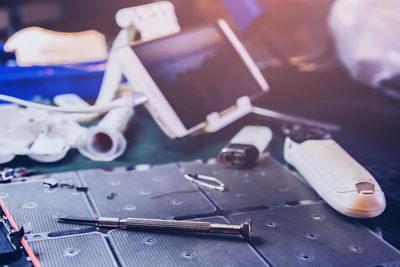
[
  {"xmin": 28, "ymin": 232, "xmax": 117, "ymax": 267},
  {"xmin": 229, "ymin": 204, "xmax": 400, "ymax": 267},
  {"xmin": 78, "ymin": 163, "xmax": 216, "ymax": 219},
  {"xmin": 108, "ymin": 216, "xmax": 268, "ymax": 267},
  {"xmin": 179, "ymin": 157, "xmax": 320, "ymax": 210},
  {"xmin": 0, "ymin": 172, "xmax": 94, "ymax": 233}
]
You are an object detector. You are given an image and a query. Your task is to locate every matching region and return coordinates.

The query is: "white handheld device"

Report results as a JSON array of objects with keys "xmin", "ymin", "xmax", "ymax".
[
  {"xmin": 115, "ymin": 19, "xmax": 269, "ymax": 138},
  {"xmin": 283, "ymin": 127, "xmax": 386, "ymax": 218}
]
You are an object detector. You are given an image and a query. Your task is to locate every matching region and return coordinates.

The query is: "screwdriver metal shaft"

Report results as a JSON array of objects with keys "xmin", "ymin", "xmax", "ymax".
[{"xmin": 57, "ymin": 216, "xmax": 252, "ymax": 240}]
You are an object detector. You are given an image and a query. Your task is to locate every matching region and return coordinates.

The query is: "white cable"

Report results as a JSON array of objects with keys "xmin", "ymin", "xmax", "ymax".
[
  {"xmin": 0, "ymin": 93, "xmax": 148, "ymax": 114},
  {"xmin": 252, "ymin": 106, "xmax": 341, "ymax": 132}
]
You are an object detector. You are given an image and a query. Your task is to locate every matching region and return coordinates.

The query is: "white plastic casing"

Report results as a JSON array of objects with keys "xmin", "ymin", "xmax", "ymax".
[
  {"xmin": 230, "ymin": 125, "xmax": 273, "ymax": 154},
  {"xmin": 284, "ymin": 137, "xmax": 386, "ymax": 218},
  {"xmin": 115, "ymin": 1, "xmax": 180, "ymax": 41},
  {"xmin": 96, "ymin": 1, "xmax": 181, "ymax": 106}
]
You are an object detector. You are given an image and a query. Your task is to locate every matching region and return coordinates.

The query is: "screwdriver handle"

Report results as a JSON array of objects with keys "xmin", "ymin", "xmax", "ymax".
[{"xmin": 123, "ymin": 218, "xmax": 211, "ymax": 232}]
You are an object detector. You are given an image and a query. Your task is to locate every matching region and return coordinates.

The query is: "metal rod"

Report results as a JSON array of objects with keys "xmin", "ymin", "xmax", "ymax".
[
  {"xmin": 252, "ymin": 106, "xmax": 341, "ymax": 132},
  {"xmin": 57, "ymin": 216, "xmax": 252, "ymax": 240},
  {"xmin": 57, "ymin": 217, "xmax": 97, "ymax": 225}
]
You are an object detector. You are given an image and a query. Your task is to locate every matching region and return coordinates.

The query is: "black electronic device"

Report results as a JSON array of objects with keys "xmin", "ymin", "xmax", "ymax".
[
  {"xmin": 0, "ymin": 199, "xmax": 39, "ymax": 267},
  {"xmin": 116, "ymin": 19, "xmax": 269, "ymax": 138}
]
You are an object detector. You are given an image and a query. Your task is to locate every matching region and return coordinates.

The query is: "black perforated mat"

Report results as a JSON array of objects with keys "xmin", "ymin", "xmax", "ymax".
[
  {"xmin": 78, "ymin": 163, "xmax": 216, "ymax": 219},
  {"xmin": 0, "ymin": 172, "xmax": 94, "ymax": 233},
  {"xmin": 179, "ymin": 157, "xmax": 320, "ymax": 210},
  {"xmin": 229, "ymin": 204, "xmax": 400, "ymax": 266},
  {"xmin": 0, "ymin": 159, "xmax": 399, "ymax": 266},
  {"xmin": 28, "ymin": 232, "xmax": 117, "ymax": 267}
]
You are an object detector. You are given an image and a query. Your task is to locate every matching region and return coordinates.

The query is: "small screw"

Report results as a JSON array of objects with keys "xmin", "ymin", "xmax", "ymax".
[{"xmin": 107, "ymin": 192, "xmax": 117, "ymax": 200}]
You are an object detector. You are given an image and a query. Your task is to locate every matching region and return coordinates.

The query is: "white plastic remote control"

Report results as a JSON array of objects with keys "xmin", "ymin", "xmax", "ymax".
[{"xmin": 283, "ymin": 127, "xmax": 386, "ymax": 218}]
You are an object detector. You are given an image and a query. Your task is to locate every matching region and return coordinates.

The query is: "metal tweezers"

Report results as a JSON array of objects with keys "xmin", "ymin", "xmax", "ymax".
[{"xmin": 184, "ymin": 173, "xmax": 225, "ymax": 192}]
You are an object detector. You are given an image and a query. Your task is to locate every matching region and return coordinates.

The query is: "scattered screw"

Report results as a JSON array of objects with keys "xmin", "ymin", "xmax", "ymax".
[
  {"xmin": 75, "ymin": 186, "xmax": 88, "ymax": 193},
  {"xmin": 107, "ymin": 192, "xmax": 117, "ymax": 200},
  {"xmin": 43, "ymin": 178, "xmax": 58, "ymax": 188},
  {"xmin": 59, "ymin": 182, "xmax": 75, "ymax": 189}
]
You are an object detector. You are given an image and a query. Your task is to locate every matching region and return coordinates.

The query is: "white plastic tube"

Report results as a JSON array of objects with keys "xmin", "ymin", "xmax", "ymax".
[{"xmin": 77, "ymin": 107, "xmax": 133, "ymax": 161}]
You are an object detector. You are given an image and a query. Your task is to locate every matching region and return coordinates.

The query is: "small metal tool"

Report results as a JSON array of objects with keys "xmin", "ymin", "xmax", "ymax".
[
  {"xmin": 184, "ymin": 173, "xmax": 225, "ymax": 191},
  {"xmin": 57, "ymin": 216, "xmax": 252, "ymax": 240}
]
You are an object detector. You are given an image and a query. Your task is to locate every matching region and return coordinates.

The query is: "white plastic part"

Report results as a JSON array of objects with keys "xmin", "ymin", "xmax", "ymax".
[
  {"xmin": 54, "ymin": 94, "xmax": 97, "ymax": 122},
  {"xmin": 96, "ymin": 1, "xmax": 181, "ymax": 106},
  {"xmin": 0, "ymin": 105, "xmax": 45, "ymax": 156},
  {"xmin": 28, "ymin": 132, "xmax": 70, "ymax": 163},
  {"xmin": 329, "ymin": 0, "xmax": 400, "ymax": 87},
  {"xmin": 284, "ymin": 137, "xmax": 386, "ymax": 218},
  {"xmin": 4, "ymin": 27, "xmax": 107, "ymax": 66},
  {"xmin": 97, "ymin": 107, "xmax": 133, "ymax": 131},
  {"xmin": 0, "ymin": 93, "xmax": 139, "ymax": 114},
  {"xmin": 230, "ymin": 126, "xmax": 273, "ymax": 154},
  {"xmin": 0, "ymin": 149, "xmax": 15, "ymax": 164},
  {"xmin": 77, "ymin": 107, "xmax": 133, "ymax": 161},
  {"xmin": 206, "ymin": 96, "xmax": 253, "ymax": 133},
  {"xmin": 77, "ymin": 128, "xmax": 127, "ymax": 162},
  {"xmin": 0, "ymin": 104, "xmax": 86, "ymax": 163},
  {"xmin": 116, "ymin": 1, "xmax": 180, "ymax": 41}
]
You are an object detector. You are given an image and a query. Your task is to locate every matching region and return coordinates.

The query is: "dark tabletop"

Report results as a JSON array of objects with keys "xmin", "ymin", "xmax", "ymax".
[{"xmin": 2, "ymin": 66, "xmax": 400, "ymax": 251}]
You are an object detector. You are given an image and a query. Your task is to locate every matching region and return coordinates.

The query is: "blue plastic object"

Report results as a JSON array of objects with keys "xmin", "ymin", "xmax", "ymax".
[
  {"xmin": 0, "ymin": 61, "xmax": 105, "ymax": 102},
  {"xmin": 222, "ymin": 0, "xmax": 265, "ymax": 33},
  {"xmin": 0, "ymin": 42, "xmax": 16, "ymax": 63}
]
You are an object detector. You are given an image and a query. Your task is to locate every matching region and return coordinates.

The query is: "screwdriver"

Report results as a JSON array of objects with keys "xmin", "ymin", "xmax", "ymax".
[{"xmin": 57, "ymin": 216, "xmax": 252, "ymax": 240}]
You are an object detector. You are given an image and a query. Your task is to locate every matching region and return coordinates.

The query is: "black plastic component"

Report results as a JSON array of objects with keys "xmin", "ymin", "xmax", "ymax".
[
  {"xmin": 0, "ymin": 223, "xmax": 20, "ymax": 263},
  {"xmin": 0, "ymin": 213, "xmax": 31, "ymax": 266},
  {"xmin": 219, "ymin": 144, "xmax": 259, "ymax": 168},
  {"xmin": 76, "ymin": 186, "xmax": 89, "ymax": 193},
  {"xmin": 9, "ymin": 226, "xmax": 25, "ymax": 246},
  {"xmin": 282, "ymin": 124, "xmax": 331, "ymax": 143}
]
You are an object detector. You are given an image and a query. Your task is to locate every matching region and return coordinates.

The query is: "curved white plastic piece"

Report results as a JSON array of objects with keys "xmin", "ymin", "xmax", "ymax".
[
  {"xmin": 77, "ymin": 127, "xmax": 127, "ymax": 162},
  {"xmin": 28, "ymin": 147, "xmax": 69, "ymax": 163},
  {"xmin": 284, "ymin": 137, "xmax": 386, "ymax": 218},
  {"xmin": 230, "ymin": 125, "xmax": 273, "ymax": 154},
  {"xmin": 116, "ymin": 1, "xmax": 180, "ymax": 41},
  {"xmin": 4, "ymin": 27, "xmax": 107, "ymax": 66},
  {"xmin": 0, "ymin": 151, "xmax": 15, "ymax": 164},
  {"xmin": 28, "ymin": 133, "xmax": 70, "ymax": 163},
  {"xmin": 206, "ymin": 96, "xmax": 253, "ymax": 133},
  {"xmin": 76, "ymin": 107, "xmax": 133, "ymax": 161}
]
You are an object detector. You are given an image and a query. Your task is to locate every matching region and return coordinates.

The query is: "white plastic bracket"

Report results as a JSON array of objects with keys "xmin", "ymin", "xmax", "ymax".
[
  {"xmin": 96, "ymin": 1, "xmax": 180, "ymax": 105},
  {"xmin": 206, "ymin": 96, "xmax": 253, "ymax": 133}
]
